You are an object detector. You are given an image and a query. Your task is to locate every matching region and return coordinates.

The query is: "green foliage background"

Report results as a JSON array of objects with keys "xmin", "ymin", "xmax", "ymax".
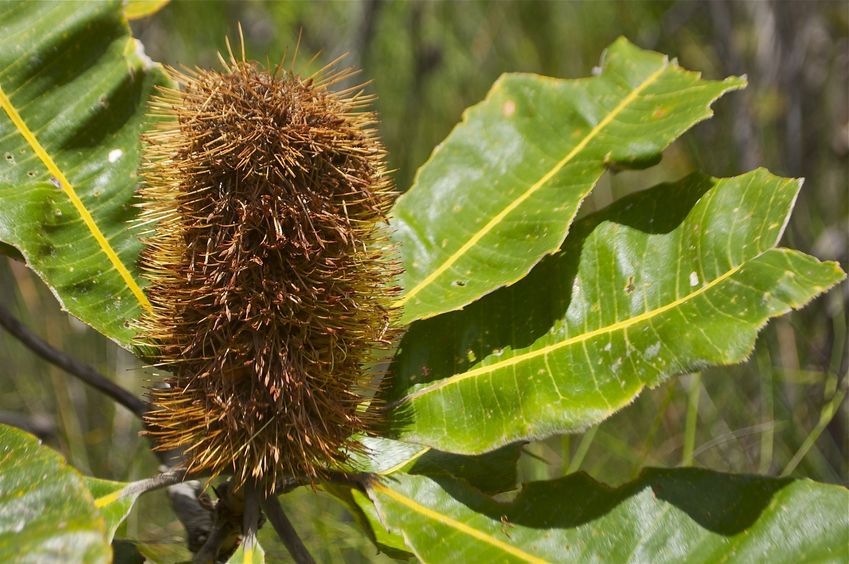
[{"xmin": 0, "ymin": 1, "xmax": 845, "ymax": 560}]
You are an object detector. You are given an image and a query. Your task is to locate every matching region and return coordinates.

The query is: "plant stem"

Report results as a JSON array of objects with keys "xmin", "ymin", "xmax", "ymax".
[
  {"xmin": 191, "ymin": 479, "xmax": 242, "ymax": 564},
  {"xmin": 168, "ymin": 479, "xmax": 213, "ymax": 555},
  {"xmin": 781, "ymin": 379, "xmax": 847, "ymax": 477},
  {"xmin": 192, "ymin": 518, "xmax": 233, "ymax": 564},
  {"xmin": 111, "ymin": 467, "xmax": 188, "ymax": 501},
  {"xmin": 757, "ymin": 346, "xmax": 775, "ymax": 474},
  {"xmin": 681, "ymin": 372, "xmax": 702, "ymax": 466},
  {"xmin": 241, "ymin": 484, "xmax": 262, "ymax": 558},
  {"xmin": 260, "ymin": 492, "xmax": 315, "ymax": 564},
  {"xmin": 567, "ymin": 425, "xmax": 599, "ymax": 474},
  {"xmin": 0, "ymin": 303, "xmax": 148, "ymax": 417},
  {"xmin": 560, "ymin": 434, "xmax": 570, "ymax": 476}
]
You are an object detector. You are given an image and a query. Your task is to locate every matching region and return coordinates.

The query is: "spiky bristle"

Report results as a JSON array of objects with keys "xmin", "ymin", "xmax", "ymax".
[{"xmin": 137, "ymin": 53, "xmax": 398, "ymax": 490}]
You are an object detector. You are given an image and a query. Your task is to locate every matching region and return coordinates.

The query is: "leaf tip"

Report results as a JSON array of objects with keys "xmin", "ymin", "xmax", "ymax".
[
  {"xmin": 124, "ymin": 0, "xmax": 171, "ymax": 21},
  {"xmin": 726, "ymin": 74, "xmax": 748, "ymax": 90},
  {"xmin": 824, "ymin": 260, "xmax": 847, "ymax": 282}
]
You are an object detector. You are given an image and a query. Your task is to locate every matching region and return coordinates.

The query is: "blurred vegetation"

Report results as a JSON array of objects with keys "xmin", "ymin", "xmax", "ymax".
[{"xmin": 1, "ymin": 0, "xmax": 846, "ymax": 561}]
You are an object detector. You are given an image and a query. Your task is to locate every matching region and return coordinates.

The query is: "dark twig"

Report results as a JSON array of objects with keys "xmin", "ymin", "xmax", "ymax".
[
  {"xmin": 241, "ymin": 484, "xmax": 262, "ymax": 556},
  {"xmin": 0, "ymin": 303, "xmax": 148, "ymax": 417},
  {"xmin": 168, "ymin": 479, "xmax": 214, "ymax": 554},
  {"xmin": 192, "ymin": 479, "xmax": 243, "ymax": 563},
  {"xmin": 116, "ymin": 466, "xmax": 189, "ymax": 499},
  {"xmin": 192, "ymin": 517, "xmax": 235, "ymax": 564},
  {"xmin": 0, "ymin": 301, "xmax": 220, "ymax": 558},
  {"xmin": 259, "ymin": 492, "xmax": 316, "ymax": 564}
]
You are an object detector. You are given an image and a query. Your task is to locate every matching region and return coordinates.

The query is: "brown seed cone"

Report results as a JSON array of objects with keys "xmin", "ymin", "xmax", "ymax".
[{"xmin": 137, "ymin": 54, "xmax": 399, "ymax": 491}]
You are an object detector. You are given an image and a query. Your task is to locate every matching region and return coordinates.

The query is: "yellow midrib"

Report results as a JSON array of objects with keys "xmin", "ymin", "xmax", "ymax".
[
  {"xmin": 378, "ymin": 446, "xmax": 430, "ymax": 475},
  {"xmin": 0, "ymin": 83, "xmax": 152, "ymax": 312},
  {"xmin": 403, "ymin": 260, "xmax": 745, "ymax": 402},
  {"xmin": 94, "ymin": 487, "xmax": 123, "ymax": 508},
  {"xmin": 394, "ymin": 60, "xmax": 670, "ymax": 310},
  {"xmin": 372, "ymin": 482, "xmax": 548, "ymax": 564}
]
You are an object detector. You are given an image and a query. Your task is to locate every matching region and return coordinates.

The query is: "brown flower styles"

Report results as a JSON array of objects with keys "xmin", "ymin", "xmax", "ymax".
[{"xmin": 137, "ymin": 49, "xmax": 398, "ymax": 491}]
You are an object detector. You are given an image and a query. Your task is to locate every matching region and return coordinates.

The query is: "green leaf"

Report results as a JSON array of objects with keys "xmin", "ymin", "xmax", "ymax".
[
  {"xmin": 349, "ymin": 437, "xmax": 430, "ymax": 475},
  {"xmin": 226, "ymin": 536, "xmax": 265, "ymax": 564},
  {"xmin": 350, "ymin": 437, "xmax": 521, "ymax": 494},
  {"xmin": 333, "ymin": 438, "xmax": 523, "ymax": 557},
  {"xmin": 0, "ymin": 0, "xmax": 169, "ymax": 348},
  {"xmin": 324, "ymin": 484, "xmax": 414, "ymax": 560},
  {"xmin": 123, "ymin": 0, "xmax": 170, "ymax": 20},
  {"xmin": 387, "ymin": 170, "xmax": 845, "ymax": 453},
  {"xmin": 336, "ymin": 436, "xmax": 521, "ymax": 556},
  {"xmin": 409, "ymin": 443, "xmax": 523, "ymax": 495},
  {"xmin": 0, "ymin": 424, "xmax": 110, "ymax": 563},
  {"xmin": 392, "ymin": 37, "xmax": 745, "ymax": 324},
  {"xmin": 83, "ymin": 477, "xmax": 140, "ymax": 543},
  {"xmin": 369, "ymin": 469, "xmax": 849, "ymax": 563}
]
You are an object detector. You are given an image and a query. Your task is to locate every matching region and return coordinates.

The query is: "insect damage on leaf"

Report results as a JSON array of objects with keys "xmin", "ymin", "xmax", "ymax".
[{"xmin": 137, "ymin": 43, "xmax": 399, "ymax": 491}]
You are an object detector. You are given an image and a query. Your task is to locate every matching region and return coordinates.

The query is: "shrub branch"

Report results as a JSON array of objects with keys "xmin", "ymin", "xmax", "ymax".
[
  {"xmin": 259, "ymin": 491, "xmax": 316, "ymax": 564},
  {"xmin": 0, "ymin": 303, "xmax": 148, "ymax": 417}
]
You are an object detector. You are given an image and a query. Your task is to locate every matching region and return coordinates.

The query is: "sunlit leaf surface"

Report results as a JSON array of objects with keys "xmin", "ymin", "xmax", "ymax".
[
  {"xmin": 387, "ymin": 170, "xmax": 845, "ymax": 453},
  {"xmin": 84, "ymin": 477, "xmax": 139, "ymax": 543},
  {"xmin": 392, "ymin": 37, "xmax": 744, "ymax": 324},
  {"xmin": 370, "ymin": 470, "xmax": 849, "ymax": 563},
  {"xmin": 0, "ymin": 425, "xmax": 110, "ymax": 563},
  {"xmin": 0, "ymin": 0, "xmax": 169, "ymax": 347}
]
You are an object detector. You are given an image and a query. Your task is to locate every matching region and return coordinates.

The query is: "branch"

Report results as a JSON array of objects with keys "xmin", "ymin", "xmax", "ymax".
[
  {"xmin": 192, "ymin": 517, "xmax": 236, "ymax": 564},
  {"xmin": 0, "ymin": 303, "xmax": 148, "ymax": 417},
  {"xmin": 241, "ymin": 484, "xmax": 262, "ymax": 556},
  {"xmin": 192, "ymin": 479, "xmax": 243, "ymax": 563},
  {"xmin": 169, "ymin": 479, "xmax": 214, "ymax": 554},
  {"xmin": 0, "ymin": 300, "xmax": 221, "ymax": 558},
  {"xmin": 259, "ymin": 493, "xmax": 316, "ymax": 564},
  {"xmin": 116, "ymin": 467, "xmax": 189, "ymax": 499}
]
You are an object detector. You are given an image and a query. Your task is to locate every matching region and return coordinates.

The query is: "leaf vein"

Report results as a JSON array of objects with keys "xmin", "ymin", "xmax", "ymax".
[
  {"xmin": 0, "ymin": 83, "xmax": 151, "ymax": 312},
  {"xmin": 394, "ymin": 59, "xmax": 670, "ymax": 308}
]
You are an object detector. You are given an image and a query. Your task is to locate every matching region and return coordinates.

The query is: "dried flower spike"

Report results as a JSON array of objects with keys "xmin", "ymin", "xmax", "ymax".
[{"xmin": 137, "ymin": 43, "xmax": 398, "ymax": 490}]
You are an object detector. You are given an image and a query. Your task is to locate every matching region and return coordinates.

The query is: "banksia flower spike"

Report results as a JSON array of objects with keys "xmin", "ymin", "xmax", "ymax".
[{"xmin": 137, "ymin": 42, "xmax": 398, "ymax": 491}]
